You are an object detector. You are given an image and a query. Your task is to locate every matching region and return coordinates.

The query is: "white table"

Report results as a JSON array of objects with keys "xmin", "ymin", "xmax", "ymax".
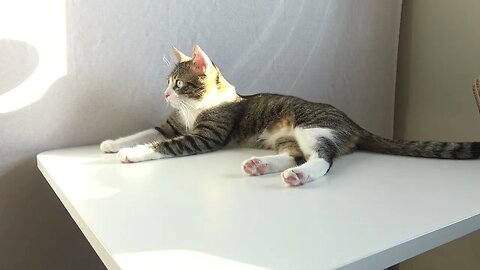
[{"xmin": 37, "ymin": 146, "xmax": 480, "ymax": 270}]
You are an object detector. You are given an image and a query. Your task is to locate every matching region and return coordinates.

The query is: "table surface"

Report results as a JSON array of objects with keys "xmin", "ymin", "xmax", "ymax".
[{"xmin": 37, "ymin": 146, "xmax": 480, "ymax": 270}]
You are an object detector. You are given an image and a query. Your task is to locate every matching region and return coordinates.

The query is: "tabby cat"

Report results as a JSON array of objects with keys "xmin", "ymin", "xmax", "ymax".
[{"xmin": 100, "ymin": 45, "xmax": 480, "ymax": 186}]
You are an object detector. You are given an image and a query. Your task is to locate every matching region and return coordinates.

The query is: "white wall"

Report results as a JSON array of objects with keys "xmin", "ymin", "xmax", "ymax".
[
  {"xmin": 395, "ymin": 0, "xmax": 480, "ymax": 141},
  {"xmin": 0, "ymin": 1, "xmax": 401, "ymax": 268}
]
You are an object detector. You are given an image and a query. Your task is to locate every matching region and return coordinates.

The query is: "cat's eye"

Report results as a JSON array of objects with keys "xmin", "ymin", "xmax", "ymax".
[{"xmin": 176, "ymin": 80, "xmax": 184, "ymax": 88}]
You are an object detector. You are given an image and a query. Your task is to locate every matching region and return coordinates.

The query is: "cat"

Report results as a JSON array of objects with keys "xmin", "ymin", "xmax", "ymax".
[
  {"xmin": 473, "ymin": 75, "xmax": 480, "ymax": 113},
  {"xmin": 100, "ymin": 45, "xmax": 480, "ymax": 186}
]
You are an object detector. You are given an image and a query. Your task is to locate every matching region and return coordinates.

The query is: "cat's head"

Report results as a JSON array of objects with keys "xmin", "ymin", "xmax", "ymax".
[{"xmin": 164, "ymin": 45, "xmax": 237, "ymax": 110}]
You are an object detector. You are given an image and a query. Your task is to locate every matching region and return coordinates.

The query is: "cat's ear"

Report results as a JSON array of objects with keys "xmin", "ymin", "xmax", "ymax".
[
  {"xmin": 172, "ymin": 46, "xmax": 191, "ymax": 63},
  {"xmin": 191, "ymin": 45, "xmax": 213, "ymax": 75}
]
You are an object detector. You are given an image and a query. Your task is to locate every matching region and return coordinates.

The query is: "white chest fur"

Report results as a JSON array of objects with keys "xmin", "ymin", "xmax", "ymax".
[
  {"xmin": 177, "ymin": 106, "xmax": 201, "ymax": 131},
  {"xmin": 178, "ymin": 85, "xmax": 238, "ymax": 131}
]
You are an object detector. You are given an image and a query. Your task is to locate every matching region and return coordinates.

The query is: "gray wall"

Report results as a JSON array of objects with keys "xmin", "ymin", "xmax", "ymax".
[
  {"xmin": 395, "ymin": 0, "xmax": 480, "ymax": 269},
  {"xmin": 0, "ymin": 1, "xmax": 401, "ymax": 269},
  {"xmin": 395, "ymin": 0, "xmax": 480, "ymax": 141}
]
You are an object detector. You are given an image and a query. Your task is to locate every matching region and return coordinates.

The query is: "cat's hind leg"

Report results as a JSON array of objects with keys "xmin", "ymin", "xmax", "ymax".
[
  {"xmin": 282, "ymin": 128, "xmax": 337, "ymax": 186},
  {"xmin": 242, "ymin": 137, "xmax": 303, "ymax": 176},
  {"xmin": 242, "ymin": 153, "xmax": 296, "ymax": 176},
  {"xmin": 281, "ymin": 156, "xmax": 332, "ymax": 186}
]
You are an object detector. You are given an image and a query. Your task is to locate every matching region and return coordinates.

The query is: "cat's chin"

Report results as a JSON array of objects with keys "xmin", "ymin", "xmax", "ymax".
[{"xmin": 165, "ymin": 101, "xmax": 177, "ymax": 109}]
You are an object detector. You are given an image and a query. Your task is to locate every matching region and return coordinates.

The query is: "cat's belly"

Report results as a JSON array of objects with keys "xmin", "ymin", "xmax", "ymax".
[
  {"xmin": 233, "ymin": 135, "xmax": 272, "ymax": 150},
  {"xmin": 258, "ymin": 125, "xmax": 295, "ymax": 149},
  {"xmin": 233, "ymin": 128, "xmax": 295, "ymax": 150}
]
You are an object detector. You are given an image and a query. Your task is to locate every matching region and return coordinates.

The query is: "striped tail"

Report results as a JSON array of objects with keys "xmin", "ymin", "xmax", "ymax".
[
  {"xmin": 357, "ymin": 76, "xmax": 480, "ymax": 159},
  {"xmin": 473, "ymin": 76, "xmax": 480, "ymax": 114},
  {"xmin": 357, "ymin": 130, "xmax": 480, "ymax": 159}
]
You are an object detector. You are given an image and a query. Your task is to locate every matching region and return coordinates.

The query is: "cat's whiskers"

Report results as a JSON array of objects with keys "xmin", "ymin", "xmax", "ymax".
[
  {"xmin": 162, "ymin": 96, "xmax": 172, "ymax": 115},
  {"xmin": 178, "ymin": 103, "xmax": 190, "ymax": 132},
  {"xmin": 179, "ymin": 101, "xmax": 199, "ymax": 131},
  {"xmin": 163, "ymin": 55, "xmax": 171, "ymax": 67},
  {"xmin": 181, "ymin": 100, "xmax": 199, "ymax": 112},
  {"xmin": 180, "ymin": 101, "xmax": 198, "ymax": 131},
  {"xmin": 184, "ymin": 104, "xmax": 197, "ymax": 121}
]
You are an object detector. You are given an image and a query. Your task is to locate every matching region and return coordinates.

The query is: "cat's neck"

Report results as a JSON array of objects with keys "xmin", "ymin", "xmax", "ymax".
[
  {"xmin": 196, "ymin": 82, "xmax": 238, "ymax": 109},
  {"xmin": 179, "ymin": 82, "xmax": 238, "ymax": 131}
]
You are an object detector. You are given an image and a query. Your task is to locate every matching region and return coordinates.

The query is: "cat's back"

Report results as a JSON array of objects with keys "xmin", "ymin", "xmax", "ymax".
[
  {"xmin": 239, "ymin": 92, "xmax": 334, "ymax": 117},
  {"xmin": 232, "ymin": 93, "xmax": 347, "ymax": 146}
]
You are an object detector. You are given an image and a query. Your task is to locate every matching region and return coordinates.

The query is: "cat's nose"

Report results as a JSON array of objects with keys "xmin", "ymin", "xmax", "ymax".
[{"xmin": 164, "ymin": 90, "xmax": 171, "ymax": 100}]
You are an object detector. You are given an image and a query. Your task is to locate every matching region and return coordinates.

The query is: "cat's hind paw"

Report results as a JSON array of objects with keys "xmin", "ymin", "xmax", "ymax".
[
  {"xmin": 281, "ymin": 169, "xmax": 311, "ymax": 187},
  {"xmin": 242, "ymin": 158, "xmax": 269, "ymax": 176},
  {"xmin": 281, "ymin": 158, "xmax": 330, "ymax": 186}
]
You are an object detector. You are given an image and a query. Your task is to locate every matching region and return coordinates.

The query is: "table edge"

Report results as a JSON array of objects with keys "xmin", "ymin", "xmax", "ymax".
[
  {"xmin": 37, "ymin": 154, "xmax": 121, "ymax": 270},
  {"xmin": 36, "ymin": 149, "xmax": 480, "ymax": 270}
]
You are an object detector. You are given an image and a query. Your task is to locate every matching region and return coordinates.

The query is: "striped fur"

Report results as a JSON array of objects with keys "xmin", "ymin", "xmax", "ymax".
[
  {"xmin": 101, "ymin": 46, "xmax": 480, "ymax": 185},
  {"xmin": 474, "ymin": 75, "xmax": 480, "ymax": 114}
]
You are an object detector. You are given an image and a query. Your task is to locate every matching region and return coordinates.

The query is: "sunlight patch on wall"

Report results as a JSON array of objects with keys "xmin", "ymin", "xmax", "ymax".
[{"xmin": 0, "ymin": 0, "xmax": 66, "ymax": 113}]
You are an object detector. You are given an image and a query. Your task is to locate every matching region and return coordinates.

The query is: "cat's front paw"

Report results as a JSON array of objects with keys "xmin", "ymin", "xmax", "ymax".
[
  {"xmin": 100, "ymin": 140, "xmax": 120, "ymax": 153},
  {"xmin": 117, "ymin": 145, "xmax": 164, "ymax": 163}
]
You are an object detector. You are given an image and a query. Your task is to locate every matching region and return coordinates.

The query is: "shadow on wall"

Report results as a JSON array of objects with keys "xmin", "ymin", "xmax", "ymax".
[
  {"xmin": 0, "ymin": 41, "xmax": 110, "ymax": 267},
  {"xmin": 0, "ymin": 159, "xmax": 105, "ymax": 269},
  {"xmin": 0, "ymin": 1, "xmax": 169, "ymax": 268},
  {"xmin": 0, "ymin": 71, "xmax": 112, "ymax": 269}
]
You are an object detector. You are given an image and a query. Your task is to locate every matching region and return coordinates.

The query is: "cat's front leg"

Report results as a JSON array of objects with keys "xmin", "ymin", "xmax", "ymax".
[
  {"xmin": 100, "ymin": 140, "xmax": 124, "ymax": 153},
  {"xmin": 117, "ymin": 145, "xmax": 167, "ymax": 163},
  {"xmin": 100, "ymin": 113, "xmax": 185, "ymax": 153},
  {"xmin": 116, "ymin": 113, "xmax": 235, "ymax": 163},
  {"xmin": 117, "ymin": 128, "xmax": 228, "ymax": 163},
  {"xmin": 100, "ymin": 128, "xmax": 164, "ymax": 153}
]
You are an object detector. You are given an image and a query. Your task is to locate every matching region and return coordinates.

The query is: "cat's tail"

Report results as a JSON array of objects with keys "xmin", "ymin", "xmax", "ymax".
[{"xmin": 357, "ymin": 130, "xmax": 480, "ymax": 159}]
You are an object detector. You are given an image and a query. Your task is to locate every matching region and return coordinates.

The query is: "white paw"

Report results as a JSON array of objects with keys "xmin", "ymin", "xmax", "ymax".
[
  {"xmin": 117, "ymin": 145, "xmax": 164, "ymax": 163},
  {"xmin": 100, "ymin": 140, "xmax": 120, "ymax": 153},
  {"xmin": 281, "ymin": 158, "xmax": 330, "ymax": 186},
  {"xmin": 281, "ymin": 168, "xmax": 311, "ymax": 186},
  {"xmin": 242, "ymin": 158, "xmax": 269, "ymax": 176}
]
